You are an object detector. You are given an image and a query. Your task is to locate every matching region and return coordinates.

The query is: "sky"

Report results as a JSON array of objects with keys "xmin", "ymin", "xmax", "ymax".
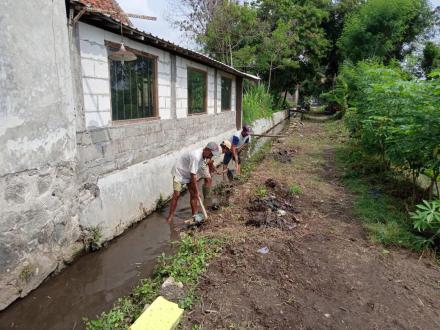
[
  {"xmin": 117, "ymin": 0, "xmax": 184, "ymax": 45},
  {"xmin": 117, "ymin": 0, "xmax": 440, "ymax": 50}
]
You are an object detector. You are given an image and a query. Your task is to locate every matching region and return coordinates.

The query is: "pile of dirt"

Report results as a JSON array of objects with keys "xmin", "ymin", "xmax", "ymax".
[
  {"xmin": 245, "ymin": 179, "xmax": 299, "ymax": 229},
  {"xmin": 271, "ymin": 147, "xmax": 297, "ymax": 163},
  {"xmin": 211, "ymin": 182, "xmax": 234, "ymax": 210}
]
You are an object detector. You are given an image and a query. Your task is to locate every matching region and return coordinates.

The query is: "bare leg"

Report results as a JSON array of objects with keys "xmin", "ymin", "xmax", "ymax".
[
  {"xmin": 189, "ymin": 186, "xmax": 199, "ymax": 216},
  {"xmin": 203, "ymin": 176, "xmax": 212, "ymax": 189},
  {"xmin": 166, "ymin": 190, "xmax": 180, "ymax": 223}
]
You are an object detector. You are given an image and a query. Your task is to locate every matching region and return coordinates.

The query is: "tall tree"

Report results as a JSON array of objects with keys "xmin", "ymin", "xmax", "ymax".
[
  {"xmin": 338, "ymin": 0, "xmax": 433, "ymax": 63},
  {"xmin": 255, "ymin": 0, "xmax": 330, "ymax": 96},
  {"xmin": 166, "ymin": 0, "xmax": 224, "ymax": 44},
  {"xmin": 200, "ymin": 2, "xmax": 265, "ymax": 67},
  {"xmin": 321, "ymin": 0, "xmax": 363, "ymax": 84}
]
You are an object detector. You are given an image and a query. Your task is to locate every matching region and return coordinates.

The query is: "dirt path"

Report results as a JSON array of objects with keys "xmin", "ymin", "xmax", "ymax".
[{"xmin": 183, "ymin": 120, "xmax": 440, "ymax": 329}]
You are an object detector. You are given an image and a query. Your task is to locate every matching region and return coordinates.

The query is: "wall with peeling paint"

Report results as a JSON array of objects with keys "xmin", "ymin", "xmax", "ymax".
[{"xmin": 0, "ymin": 0, "xmax": 80, "ymax": 310}]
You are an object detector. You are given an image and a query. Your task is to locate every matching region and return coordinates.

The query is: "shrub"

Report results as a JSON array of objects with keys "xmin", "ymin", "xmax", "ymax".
[
  {"xmin": 411, "ymin": 200, "xmax": 440, "ymax": 241},
  {"xmin": 243, "ymin": 84, "xmax": 278, "ymax": 124}
]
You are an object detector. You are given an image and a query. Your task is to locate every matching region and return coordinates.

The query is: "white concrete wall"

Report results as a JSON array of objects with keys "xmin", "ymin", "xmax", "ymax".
[
  {"xmin": 0, "ymin": 0, "xmax": 79, "ymax": 310},
  {"xmin": 252, "ymin": 110, "xmax": 288, "ymax": 135},
  {"xmin": 78, "ymin": 22, "xmax": 236, "ymax": 126},
  {"xmin": 78, "ymin": 22, "xmax": 172, "ymax": 127}
]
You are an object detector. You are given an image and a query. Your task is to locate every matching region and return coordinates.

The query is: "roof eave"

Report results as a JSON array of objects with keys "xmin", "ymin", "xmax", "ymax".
[{"xmin": 70, "ymin": 0, "xmax": 260, "ymax": 82}]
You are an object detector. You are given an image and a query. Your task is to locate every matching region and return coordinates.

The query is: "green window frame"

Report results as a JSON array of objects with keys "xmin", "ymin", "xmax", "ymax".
[
  {"xmin": 187, "ymin": 68, "xmax": 207, "ymax": 114},
  {"xmin": 221, "ymin": 76, "xmax": 232, "ymax": 111},
  {"xmin": 109, "ymin": 47, "xmax": 156, "ymax": 121}
]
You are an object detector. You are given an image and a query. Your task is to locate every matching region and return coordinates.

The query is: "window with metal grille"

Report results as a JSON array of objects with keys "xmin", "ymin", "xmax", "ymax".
[
  {"xmin": 109, "ymin": 51, "xmax": 156, "ymax": 121},
  {"xmin": 221, "ymin": 76, "xmax": 232, "ymax": 111},
  {"xmin": 187, "ymin": 68, "xmax": 207, "ymax": 114}
]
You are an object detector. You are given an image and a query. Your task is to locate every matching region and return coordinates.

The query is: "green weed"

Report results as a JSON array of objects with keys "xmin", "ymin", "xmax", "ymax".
[
  {"xmin": 288, "ymin": 184, "xmax": 302, "ymax": 196},
  {"xmin": 84, "ymin": 235, "xmax": 220, "ymax": 329},
  {"xmin": 155, "ymin": 193, "xmax": 167, "ymax": 211},
  {"xmin": 82, "ymin": 226, "xmax": 102, "ymax": 252},
  {"xmin": 254, "ymin": 186, "xmax": 268, "ymax": 197}
]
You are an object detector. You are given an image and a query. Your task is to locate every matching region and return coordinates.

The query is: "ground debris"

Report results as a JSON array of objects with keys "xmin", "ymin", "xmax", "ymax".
[
  {"xmin": 271, "ymin": 146, "xmax": 297, "ymax": 163},
  {"xmin": 245, "ymin": 194, "xmax": 299, "ymax": 229}
]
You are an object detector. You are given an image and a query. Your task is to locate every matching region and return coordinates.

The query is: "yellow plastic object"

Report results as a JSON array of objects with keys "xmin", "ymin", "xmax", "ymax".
[{"xmin": 129, "ymin": 296, "xmax": 184, "ymax": 330}]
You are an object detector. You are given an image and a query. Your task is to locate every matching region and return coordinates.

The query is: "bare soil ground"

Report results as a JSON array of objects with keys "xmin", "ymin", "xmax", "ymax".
[{"xmin": 182, "ymin": 119, "xmax": 440, "ymax": 330}]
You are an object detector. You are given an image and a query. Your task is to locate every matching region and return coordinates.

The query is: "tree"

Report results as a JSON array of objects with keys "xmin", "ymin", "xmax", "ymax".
[
  {"xmin": 338, "ymin": 0, "xmax": 433, "ymax": 63},
  {"xmin": 255, "ymin": 0, "xmax": 330, "ymax": 96},
  {"xmin": 421, "ymin": 41, "xmax": 440, "ymax": 77},
  {"xmin": 321, "ymin": 0, "xmax": 363, "ymax": 85},
  {"xmin": 166, "ymin": 0, "xmax": 224, "ymax": 44},
  {"xmin": 200, "ymin": 2, "xmax": 265, "ymax": 67}
]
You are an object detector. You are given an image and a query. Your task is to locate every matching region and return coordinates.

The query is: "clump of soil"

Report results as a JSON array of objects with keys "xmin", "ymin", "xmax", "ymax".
[
  {"xmin": 211, "ymin": 182, "xmax": 234, "ymax": 210},
  {"xmin": 245, "ymin": 178, "xmax": 299, "ymax": 229},
  {"xmin": 271, "ymin": 147, "xmax": 297, "ymax": 163}
]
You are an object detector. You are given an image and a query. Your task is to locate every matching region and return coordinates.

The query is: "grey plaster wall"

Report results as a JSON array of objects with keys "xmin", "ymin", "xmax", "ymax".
[{"xmin": 0, "ymin": 0, "xmax": 80, "ymax": 310}]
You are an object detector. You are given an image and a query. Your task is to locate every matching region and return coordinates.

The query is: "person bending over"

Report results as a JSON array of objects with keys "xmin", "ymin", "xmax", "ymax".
[
  {"xmin": 223, "ymin": 124, "xmax": 252, "ymax": 175},
  {"xmin": 167, "ymin": 142, "xmax": 221, "ymax": 223}
]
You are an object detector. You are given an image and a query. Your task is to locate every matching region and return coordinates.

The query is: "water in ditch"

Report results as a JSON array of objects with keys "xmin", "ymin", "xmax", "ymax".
[{"xmin": 0, "ymin": 118, "xmax": 289, "ymax": 330}]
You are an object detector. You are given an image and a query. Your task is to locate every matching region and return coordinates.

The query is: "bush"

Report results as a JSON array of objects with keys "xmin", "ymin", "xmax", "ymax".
[
  {"xmin": 337, "ymin": 62, "xmax": 440, "ymax": 200},
  {"xmin": 243, "ymin": 84, "xmax": 278, "ymax": 124},
  {"xmin": 411, "ymin": 200, "xmax": 440, "ymax": 243}
]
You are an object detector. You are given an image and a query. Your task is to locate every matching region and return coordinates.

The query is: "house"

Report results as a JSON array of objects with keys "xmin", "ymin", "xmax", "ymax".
[{"xmin": 0, "ymin": 0, "xmax": 286, "ymax": 309}]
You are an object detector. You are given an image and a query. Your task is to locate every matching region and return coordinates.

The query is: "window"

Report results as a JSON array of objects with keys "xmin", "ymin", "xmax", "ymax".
[
  {"xmin": 187, "ymin": 68, "xmax": 207, "ymax": 114},
  {"xmin": 221, "ymin": 76, "xmax": 232, "ymax": 111},
  {"xmin": 109, "ymin": 49, "xmax": 156, "ymax": 121}
]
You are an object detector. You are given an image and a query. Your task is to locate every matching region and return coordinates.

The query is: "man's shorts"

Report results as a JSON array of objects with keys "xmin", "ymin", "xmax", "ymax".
[
  {"xmin": 223, "ymin": 150, "xmax": 241, "ymax": 165},
  {"xmin": 172, "ymin": 161, "xmax": 211, "ymax": 192},
  {"xmin": 173, "ymin": 179, "xmax": 186, "ymax": 193}
]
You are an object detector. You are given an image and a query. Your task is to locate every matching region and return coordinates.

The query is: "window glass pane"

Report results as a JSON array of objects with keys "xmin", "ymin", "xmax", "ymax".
[
  {"xmin": 188, "ymin": 69, "xmax": 207, "ymax": 114},
  {"xmin": 221, "ymin": 77, "xmax": 232, "ymax": 111},
  {"xmin": 109, "ymin": 49, "xmax": 155, "ymax": 121}
]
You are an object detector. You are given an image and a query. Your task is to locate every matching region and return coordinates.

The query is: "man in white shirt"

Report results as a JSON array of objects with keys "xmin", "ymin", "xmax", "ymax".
[
  {"xmin": 167, "ymin": 142, "xmax": 221, "ymax": 223},
  {"xmin": 223, "ymin": 124, "xmax": 252, "ymax": 175}
]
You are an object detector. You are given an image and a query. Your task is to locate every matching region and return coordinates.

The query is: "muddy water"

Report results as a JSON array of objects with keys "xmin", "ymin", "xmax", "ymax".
[{"xmin": 0, "ymin": 118, "xmax": 288, "ymax": 330}]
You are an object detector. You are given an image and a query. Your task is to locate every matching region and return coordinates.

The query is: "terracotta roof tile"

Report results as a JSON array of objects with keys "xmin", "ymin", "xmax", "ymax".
[{"xmin": 79, "ymin": 0, "xmax": 131, "ymax": 25}]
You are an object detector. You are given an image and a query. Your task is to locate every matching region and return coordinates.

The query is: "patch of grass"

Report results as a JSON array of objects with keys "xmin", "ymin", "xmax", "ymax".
[
  {"xmin": 84, "ymin": 235, "xmax": 221, "ymax": 329},
  {"xmin": 254, "ymin": 185, "xmax": 268, "ymax": 197},
  {"xmin": 334, "ymin": 144, "xmax": 430, "ymax": 252},
  {"xmin": 238, "ymin": 140, "xmax": 273, "ymax": 182},
  {"xmin": 288, "ymin": 184, "xmax": 302, "ymax": 196}
]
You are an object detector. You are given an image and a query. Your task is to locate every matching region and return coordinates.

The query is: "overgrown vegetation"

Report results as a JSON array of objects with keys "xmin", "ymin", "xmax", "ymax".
[
  {"xmin": 84, "ymin": 236, "xmax": 220, "ymax": 329},
  {"xmin": 335, "ymin": 143, "xmax": 433, "ymax": 252},
  {"xmin": 338, "ymin": 63, "xmax": 440, "ymax": 201},
  {"xmin": 243, "ymin": 84, "xmax": 278, "ymax": 125}
]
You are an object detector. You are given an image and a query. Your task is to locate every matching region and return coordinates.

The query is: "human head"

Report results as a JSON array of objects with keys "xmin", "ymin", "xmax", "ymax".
[
  {"xmin": 220, "ymin": 140, "xmax": 232, "ymax": 153},
  {"xmin": 241, "ymin": 124, "xmax": 252, "ymax": 137},
  {"xmin": 203, "ymin": 142, "xmax": 221, "ymax": 159}
]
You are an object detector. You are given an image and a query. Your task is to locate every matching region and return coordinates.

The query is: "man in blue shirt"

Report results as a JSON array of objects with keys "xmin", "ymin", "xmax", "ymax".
[{"xmin": 223, "ymin": 124, "xmax": 252, "ymax": 175}]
